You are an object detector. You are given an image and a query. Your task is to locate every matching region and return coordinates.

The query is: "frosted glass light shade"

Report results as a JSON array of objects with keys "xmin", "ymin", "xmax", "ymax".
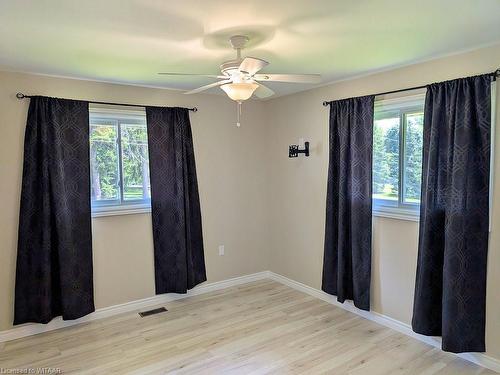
[{"xmin": 221, "ymin": 82, "xmax": 259, "ymax": 101}]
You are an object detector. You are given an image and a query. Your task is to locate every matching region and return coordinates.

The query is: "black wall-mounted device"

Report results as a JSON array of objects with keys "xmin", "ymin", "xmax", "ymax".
[{"xmin": 289, "ymin": 142, "xmax": 310, "ymax": 158}]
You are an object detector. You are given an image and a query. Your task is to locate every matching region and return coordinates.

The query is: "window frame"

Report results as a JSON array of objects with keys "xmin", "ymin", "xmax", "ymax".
[
  {"xmin": 89, "ymin": 105, "xmax": 151, "ymax": 217},
  {"xmin": 372, "ymin": 94, "xmax": 425, "ymax": 221}
]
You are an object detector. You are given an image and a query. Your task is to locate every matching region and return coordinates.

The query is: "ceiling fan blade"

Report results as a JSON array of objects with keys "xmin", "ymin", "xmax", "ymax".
[
  {"xmin": 183, "ymin": 79, "xmax": 232, "ymax": 95},
  {"xmin": 238, "ymin": 57, "xmax": 269, "ymax": 75},
  {"xmin": 158, "ymin": 72, "xmax": 227, "ymax": 79},
  {"xmin": 254, "ymin": 83, "xmax": 275, "ymax": 99},
  {"xmin": 253, "ymin": 73, "xmax": 321, "ymax": 84}
]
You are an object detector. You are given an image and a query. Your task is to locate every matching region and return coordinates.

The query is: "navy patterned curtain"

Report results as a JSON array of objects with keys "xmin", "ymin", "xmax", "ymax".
[
  {"xmin": 146, "ymin": 107, "xmax": 206, "ymax": 294},
  {"xmin": 15, "ymin": 96, "xmax": 94, "ymax": 324},
  {"xmin": 322, "ymin": 95, "xmax": 374, "ymax": 311},
  {"xmin": 412, "ymin": 75, "xmax": 492, "ymax": 353}
]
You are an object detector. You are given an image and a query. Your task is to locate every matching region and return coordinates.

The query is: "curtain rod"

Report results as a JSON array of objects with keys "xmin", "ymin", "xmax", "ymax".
[
  {"xmin": 322, "ymin": 68, "xmax": 500, "ymax": 107},
  {"xmin": 16, "ymin": 93, "xmax": 198, "ymax": 112}
]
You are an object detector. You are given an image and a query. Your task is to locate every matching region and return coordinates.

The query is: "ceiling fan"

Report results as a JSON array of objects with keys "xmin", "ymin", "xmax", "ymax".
[{"xmin": 158, "ymin": 35, "xmax": 321, "ymax": 126}]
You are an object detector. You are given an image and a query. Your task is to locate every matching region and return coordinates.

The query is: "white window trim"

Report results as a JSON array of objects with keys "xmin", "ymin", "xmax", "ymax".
[
  {"xmin": 373, "ymin": 205, "xmax": 419, "ymax": 222},
  {"xmin": 92, "ymin": 202, "xmax": 151, "ymax": 218},
  {"xmin": 489, "ymin": 80, "xmax": 496, "ymax": 232}
]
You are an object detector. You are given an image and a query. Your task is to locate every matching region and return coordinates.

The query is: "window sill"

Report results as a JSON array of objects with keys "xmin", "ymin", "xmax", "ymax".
[
  {"xmin": 91, "ymin": 205, "xmax": 151, "ymax": 218},
  {"xmin": 373, "ymin": 207, "xmax": 419, "ymax": 222}
]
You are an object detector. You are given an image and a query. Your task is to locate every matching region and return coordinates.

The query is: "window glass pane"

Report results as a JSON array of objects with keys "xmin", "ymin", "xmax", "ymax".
[
  {"xmin": 373, "ymin": 113, "xmax": 400, "ymax": 203},
  {"xmin": 403, "ymin": 112, "xmax": 424, "ymax": 203},
  {"xmin": 90, "ymin": 121, "xmax": 120, "ymax": 203},
  {"xmin": 120, "ymin": 124, "xmax": 151, "ymax": 201}
]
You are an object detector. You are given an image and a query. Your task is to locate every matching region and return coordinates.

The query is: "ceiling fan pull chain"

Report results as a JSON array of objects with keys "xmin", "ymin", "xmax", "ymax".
[{"xmin": 236, "ymin": 101, "xmax": 242, "ymax": 127}]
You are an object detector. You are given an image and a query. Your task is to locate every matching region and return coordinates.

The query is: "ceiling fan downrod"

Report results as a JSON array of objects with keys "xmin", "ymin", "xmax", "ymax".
[{"xmin": 229, "ymin": 35, "xmax": 249, "ymax": 61}]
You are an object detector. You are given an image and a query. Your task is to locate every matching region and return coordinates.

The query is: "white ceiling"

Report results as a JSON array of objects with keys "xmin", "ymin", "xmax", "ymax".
[{"xmin": 1, "ymin": 0, "xmax": 499, "ymax": 98}]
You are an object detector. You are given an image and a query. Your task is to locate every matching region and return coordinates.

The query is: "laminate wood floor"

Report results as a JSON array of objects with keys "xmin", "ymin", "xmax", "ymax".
[{"xmin": 0, "ymin": 280, "xmax": 496, "ymax": 374}]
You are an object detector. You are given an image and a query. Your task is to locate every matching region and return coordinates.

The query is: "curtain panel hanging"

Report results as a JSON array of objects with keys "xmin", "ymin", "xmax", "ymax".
[
  {"xmin": 412, "ymin": 74, "xmax": 492, "ymax": 353},
  {"xmin": 14, "ymin": 96, "xmax": 94, "ymax": 325},
  {"xmin": 146, "ymin": 106, "xmax": 206, "ymax": 294},
  {"xmin": 322, "ymin": 95, "xmax": 375, "ymax": 311}
]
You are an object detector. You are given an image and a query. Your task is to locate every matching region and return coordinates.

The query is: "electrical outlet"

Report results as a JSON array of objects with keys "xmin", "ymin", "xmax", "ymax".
[{"xmin": 218, "ymin": 245, "xmax": 225, "ymax": 256}]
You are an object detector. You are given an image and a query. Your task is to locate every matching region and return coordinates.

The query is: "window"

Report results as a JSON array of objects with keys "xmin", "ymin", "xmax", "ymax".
[
  {"xmin": 372, "ymin": 94, "xmax": 425, "ymax": 220},
  {"xmin": 89, "ymin": 105, "xmax": 151, "ymax": 216}
]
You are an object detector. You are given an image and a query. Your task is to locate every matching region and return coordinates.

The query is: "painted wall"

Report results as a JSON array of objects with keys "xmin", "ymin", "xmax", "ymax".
[
  {"xmin": 264, "ymin": 43, "xmax": 500, "ymax": 359},
  {"xmin": 0, "ymin": 72, "xmax": 270, "ymax": 330}
]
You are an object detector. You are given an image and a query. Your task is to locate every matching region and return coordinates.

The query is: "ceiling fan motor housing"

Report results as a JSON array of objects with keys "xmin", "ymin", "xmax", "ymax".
[{"xmin": 220, "ymin": 60, "xmax": 251, "ymax": 83}]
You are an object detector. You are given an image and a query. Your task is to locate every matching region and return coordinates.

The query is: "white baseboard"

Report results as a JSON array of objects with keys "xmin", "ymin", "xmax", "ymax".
[
  {"xmin": 267, "ymin": 271, "xmax": 500, "ymax": 374},
  {"xmin": 0, "ymin": 271, "xmax": 270, "ymax": 343},
  {"xmin": 1, "ymin": 270, "xmax": 498, "ymax": 373}
]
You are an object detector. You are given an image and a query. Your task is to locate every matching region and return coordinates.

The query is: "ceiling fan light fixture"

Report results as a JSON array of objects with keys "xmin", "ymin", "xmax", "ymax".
[{"xmin": 221, "ymin": 82, "xmax": 259, "ymax": 101}]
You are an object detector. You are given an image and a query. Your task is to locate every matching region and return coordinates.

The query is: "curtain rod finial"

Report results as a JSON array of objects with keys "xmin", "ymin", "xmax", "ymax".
[
  {"xmin": 323, "ymin": 101, "xmax": 329, "ymax": 107},
  {"xmin": 16, "ymin": 92, "xmax": 25, "ymax": 99}
]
